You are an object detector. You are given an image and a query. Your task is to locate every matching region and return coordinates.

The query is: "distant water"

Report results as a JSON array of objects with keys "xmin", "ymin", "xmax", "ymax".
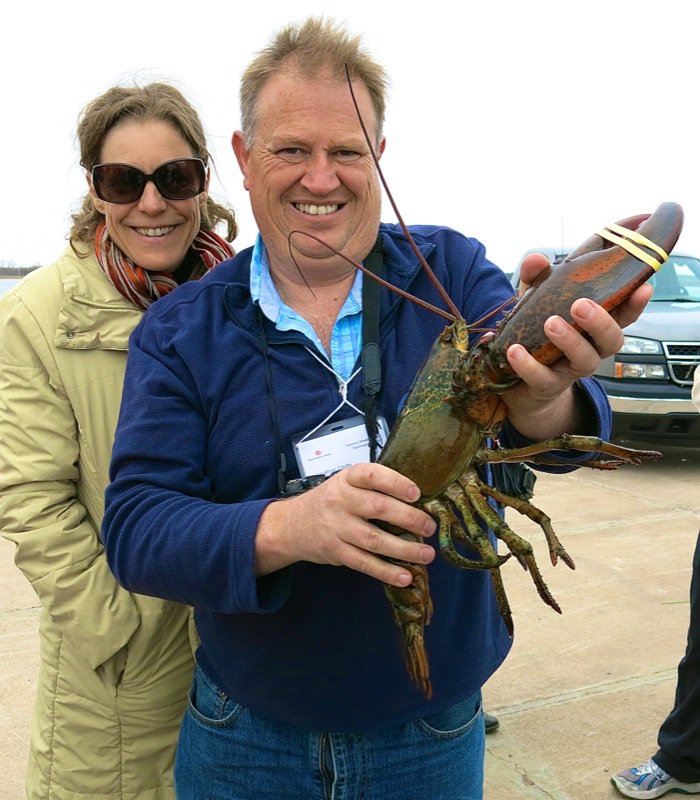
[{"xmin": 0, "ymin": 278, "xmax": 21, "ymax": 294}]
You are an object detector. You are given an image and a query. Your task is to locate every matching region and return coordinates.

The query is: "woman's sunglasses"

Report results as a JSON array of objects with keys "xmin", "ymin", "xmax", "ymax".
[{"xmin": 91, "ymin": 158, "xmax": 207, "ymax": 204}]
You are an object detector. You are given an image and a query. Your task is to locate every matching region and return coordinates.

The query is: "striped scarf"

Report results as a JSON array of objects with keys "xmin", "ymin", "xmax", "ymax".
[{"xmin": 94, "ymin": 223, "xmax": 234, "ymax": 309}]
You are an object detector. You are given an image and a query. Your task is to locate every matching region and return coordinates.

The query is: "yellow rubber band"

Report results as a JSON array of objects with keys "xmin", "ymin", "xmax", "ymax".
[
  {"xmin": 597, "ymin": 228, "xmax": 663, "ymax": 271},
  {"xmin": 596, "ymin": 224, "xmax": 668, "ymax": 272},
  {"xmin": 605, "ymin": 222, "xmax": 669, "ymax": 261}
]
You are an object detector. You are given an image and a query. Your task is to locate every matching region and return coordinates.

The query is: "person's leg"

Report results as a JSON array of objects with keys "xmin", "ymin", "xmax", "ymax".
[
  {"xmin": 611, "ymin": 532, "xmax": 700, "ymax": 797},
  {"xmin": 655, "ymin": 532, "xmax": 700, "ymax": 783}
]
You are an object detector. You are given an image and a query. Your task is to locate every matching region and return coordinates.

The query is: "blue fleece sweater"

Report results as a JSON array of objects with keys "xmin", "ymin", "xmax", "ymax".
[{"xmin": 103, "ymin": 223, "xmax": 611, "ymax": 731}]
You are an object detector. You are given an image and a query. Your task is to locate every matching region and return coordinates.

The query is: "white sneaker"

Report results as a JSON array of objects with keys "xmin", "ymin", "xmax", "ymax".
[{"xmin": 611, "ymin": 757, "xmax": 700, "ymax": 798}]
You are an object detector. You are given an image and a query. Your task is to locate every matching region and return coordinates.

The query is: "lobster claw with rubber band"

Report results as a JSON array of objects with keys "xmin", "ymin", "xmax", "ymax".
[{"xmin": 476, "ymin": 202, "xmax": 685, "ymax": 387}]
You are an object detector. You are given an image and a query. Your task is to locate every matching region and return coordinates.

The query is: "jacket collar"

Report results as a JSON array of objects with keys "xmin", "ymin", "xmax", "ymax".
[{"xmin": 54, "ymin": 244, "xmax": 142, "ymax": 351}]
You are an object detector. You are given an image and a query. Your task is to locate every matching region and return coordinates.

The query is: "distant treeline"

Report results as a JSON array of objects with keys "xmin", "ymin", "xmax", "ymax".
[{"xmin": 0, "ymin": 265, "xmax": 40, "ymax": 277}]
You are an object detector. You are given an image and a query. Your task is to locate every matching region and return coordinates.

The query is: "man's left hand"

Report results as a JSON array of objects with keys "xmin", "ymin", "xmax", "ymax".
[{"xmin": 501, "ymin": 253, "xmax": 653, "ymax": 440}]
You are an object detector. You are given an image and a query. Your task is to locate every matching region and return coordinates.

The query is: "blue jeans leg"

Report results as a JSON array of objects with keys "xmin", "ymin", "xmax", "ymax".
[{"xmin": 175, "ymin": 664, "xmax": 485, "ymax": 800}]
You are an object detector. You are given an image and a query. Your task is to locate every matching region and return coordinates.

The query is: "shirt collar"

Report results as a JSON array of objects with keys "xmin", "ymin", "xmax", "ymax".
[{"xmin": 249, "ymin": 233, "xmax": 363, "ymax": 326}]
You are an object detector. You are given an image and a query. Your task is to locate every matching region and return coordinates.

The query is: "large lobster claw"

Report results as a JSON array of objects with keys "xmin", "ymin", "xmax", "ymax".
[{"xmin": 481, "ymin": 201, "xmax": 684, "ymax": 381}]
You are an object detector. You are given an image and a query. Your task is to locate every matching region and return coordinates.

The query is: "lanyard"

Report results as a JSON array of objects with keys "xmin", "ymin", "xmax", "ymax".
[
  {"xmin": 361, "ymin": 235, "xmax": 384, "ymax": 463},
  {"xmin": 260, "ymin": 234, "xmax": 385, "ymax": 493}
]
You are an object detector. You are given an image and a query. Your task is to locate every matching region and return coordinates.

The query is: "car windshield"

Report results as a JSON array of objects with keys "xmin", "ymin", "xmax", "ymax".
[{"xmin": 649, "ymin": 255, "xmax": 700, "ymax": 302}]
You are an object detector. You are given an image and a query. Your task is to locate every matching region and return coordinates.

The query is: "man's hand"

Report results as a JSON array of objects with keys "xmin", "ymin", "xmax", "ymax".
[
  {"xmin": 502, "ymin": 253, "xmax": 653, "ymax": 440},
  {"xmin": 518, "ymin": 253, "xmax": 652, "ymax": 330},
  {"xmin": 255, "ymin": 463, "xmax": 436, "ymax": 587}
]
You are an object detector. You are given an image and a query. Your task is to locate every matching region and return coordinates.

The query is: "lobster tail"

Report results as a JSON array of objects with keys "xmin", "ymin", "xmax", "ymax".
[{"xmin": 383, "ymin": 562, "xmax": 434, "ymax": 699}]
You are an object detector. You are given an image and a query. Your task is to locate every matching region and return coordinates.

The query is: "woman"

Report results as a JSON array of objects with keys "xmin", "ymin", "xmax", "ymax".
[{"xmin": 0, "ymin": 83, "xmax": 236, "ymax": 800}]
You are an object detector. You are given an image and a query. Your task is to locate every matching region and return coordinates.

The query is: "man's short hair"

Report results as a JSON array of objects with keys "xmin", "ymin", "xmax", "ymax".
[{"xmin": 239, "ymin": 17, "xmax": 389, "ymax": 147}]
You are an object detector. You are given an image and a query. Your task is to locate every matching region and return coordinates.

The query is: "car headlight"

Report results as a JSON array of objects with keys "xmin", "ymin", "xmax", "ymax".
[
  {"xmin": 618, "ymin": 336, "xmax": 663, "ymax": 355},
  {"xmin": 614, "ymin": 362, "xmax": 668, "ymax": 379}
]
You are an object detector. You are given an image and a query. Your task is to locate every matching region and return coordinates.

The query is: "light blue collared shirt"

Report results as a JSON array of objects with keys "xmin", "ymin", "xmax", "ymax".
[{"xmin": 249, "ymin": 234, "xmax": 363, "ymax": 381}]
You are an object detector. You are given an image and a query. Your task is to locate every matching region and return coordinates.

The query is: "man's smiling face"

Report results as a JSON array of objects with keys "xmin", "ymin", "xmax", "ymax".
[{"xmin": 233, "ymin": 67, "xmax": 385, "ymax": 280}]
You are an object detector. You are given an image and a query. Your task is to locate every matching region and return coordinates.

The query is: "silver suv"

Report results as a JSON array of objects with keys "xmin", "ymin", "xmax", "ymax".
[{"xmin": 512, "ymin": 249, "xmax": 700, "ymax": 444}]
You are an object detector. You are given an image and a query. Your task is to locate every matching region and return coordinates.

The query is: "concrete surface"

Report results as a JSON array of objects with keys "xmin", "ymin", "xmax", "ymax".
[
  {"xmin": 483, "ymin": 440, "xmax": 700, "ymax": 799},
  {"xmin": 1, "ymin": 530, "xmax": 39, "ymax": 800},
  {"xmin": 1, "ymin": 439, "xmax": 699, "ymax": 799}
]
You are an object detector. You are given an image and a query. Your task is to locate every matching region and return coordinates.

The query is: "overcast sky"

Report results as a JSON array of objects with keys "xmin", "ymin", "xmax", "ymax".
[{"xmin": 3, "ymin": 0, "xmax": 698, "ymax": 273}]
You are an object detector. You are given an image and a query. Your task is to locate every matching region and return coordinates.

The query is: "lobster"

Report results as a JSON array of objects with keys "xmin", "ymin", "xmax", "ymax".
[
  {"xmin": 289, "ymin": 70, "xmax": 684, "ymax": 699},
  {"xmin": 375, "ymin": 201, "xmax": 683, "ymax": 699}
]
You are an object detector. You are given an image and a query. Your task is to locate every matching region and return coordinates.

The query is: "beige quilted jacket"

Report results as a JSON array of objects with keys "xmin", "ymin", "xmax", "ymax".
[{"xmin": 0, "ymin": 244, "xmax": 194, "ymax": 799}]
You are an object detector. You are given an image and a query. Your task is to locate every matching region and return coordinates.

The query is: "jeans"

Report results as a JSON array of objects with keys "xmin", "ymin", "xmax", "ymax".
[{"xmin": 175, "ymin": 663, "xmax": 486, "ymax": 799}]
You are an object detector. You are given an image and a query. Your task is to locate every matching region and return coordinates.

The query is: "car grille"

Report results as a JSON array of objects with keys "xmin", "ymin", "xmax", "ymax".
[{"xmin": 663, "ymin": 342, "xmax": 700, "ymax": 385}]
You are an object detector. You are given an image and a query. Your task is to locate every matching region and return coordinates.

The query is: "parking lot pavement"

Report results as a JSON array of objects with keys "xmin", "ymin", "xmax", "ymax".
[
  {"xmin": 1, "ymin": 441, "xmax": 699, "ymax": 800},
  {"xmin": 483, "ymin": 441, "xmax": 700, "ymax": 799},
  {"xmin": 0, "ymin": 533, "xmax": 38, "ymax": 800}
]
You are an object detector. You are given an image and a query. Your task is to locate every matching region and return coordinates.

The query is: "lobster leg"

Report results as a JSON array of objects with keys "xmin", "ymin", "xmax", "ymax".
[
  {"xmin": 427, "ymin": 494, "xmax": 510, "ymax": 570},
  {"xmin": 479, "ymin": 433, "xmax": 661, "ymax": 467},
  {"xmin": 427, "ymin": 493, "xmax": 515, "ymax": 634},
  {"xmin": 456, "ymin": 471, "xmax": 564, "ymax": 615},
  {"xmin": 487, "ymin": 563, "xmax": 514, "ymax": 638},
  {"xmin": 480, "ymin": 482, "xmax": 575, "ymax": 569}
]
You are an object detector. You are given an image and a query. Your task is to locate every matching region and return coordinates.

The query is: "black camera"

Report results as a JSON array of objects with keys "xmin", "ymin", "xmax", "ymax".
[{"xmin": 281, "ymin": 474, "xmax": 329, "ymax": 496}]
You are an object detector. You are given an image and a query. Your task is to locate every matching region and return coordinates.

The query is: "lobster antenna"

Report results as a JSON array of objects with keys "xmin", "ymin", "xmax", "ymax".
[
  {"xmin": 344, "ymin": 64, "xmax": 463, "ymax": 321},
  {"xmin": 285, "ymin": 237, "xmax": 318, "ymax": 301},
  {"xmin": 288, "ymin": 230, "xmax": 455, "ymax": 322},
  {"xmin": 469, "ymin": 293, "xmax": 519, "ymax": 332},
  {"xmin": 560, "ymin": 217, "xmax": 565, "ymax": 255}
]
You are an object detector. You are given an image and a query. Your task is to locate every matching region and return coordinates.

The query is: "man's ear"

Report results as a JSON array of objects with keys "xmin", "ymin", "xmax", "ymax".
[{"xmin": 231, "ymin": 131, "xmax": 251, "ymax": 191}]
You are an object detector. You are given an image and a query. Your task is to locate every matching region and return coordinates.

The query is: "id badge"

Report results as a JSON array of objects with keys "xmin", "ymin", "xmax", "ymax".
[{"xmin": 292, "ymin": 414, "xmax": 389, "ymax": 478}]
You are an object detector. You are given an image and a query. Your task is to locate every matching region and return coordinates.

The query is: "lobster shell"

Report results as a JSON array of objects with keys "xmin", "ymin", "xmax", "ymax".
[{"xmin": 481, "ymin": 201, "xmax": 684, "ymax": 383}]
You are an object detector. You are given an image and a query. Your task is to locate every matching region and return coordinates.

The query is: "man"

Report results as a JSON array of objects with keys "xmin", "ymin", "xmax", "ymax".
[{"xmin": 103, "ymin": 18, "xmax": 651, "ymax": 799}]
